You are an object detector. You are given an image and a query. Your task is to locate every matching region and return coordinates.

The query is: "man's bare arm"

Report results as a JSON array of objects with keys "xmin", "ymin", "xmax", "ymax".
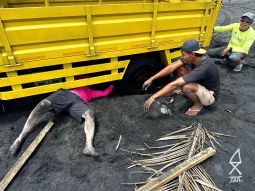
[
  {"xmin": 151, "ymin": 59, "xmax": 184, "ymax": 81},
  {"xmin": 143, "ymin": 59, "xmax": 184, "ymax": 90},
  {"xmin": 144, "ymin": 77, "xmax": 186, "ymax": 111},
  {"xmin": 152, "ymin": 77, "xmax": 186, "ymax": 99}
]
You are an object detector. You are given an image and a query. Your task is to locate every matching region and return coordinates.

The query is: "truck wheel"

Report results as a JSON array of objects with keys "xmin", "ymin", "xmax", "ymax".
[
  {"xmin": 120, "ymin": 57, "xmax": 162, "ymax": 94},
  {"xmin": 0, "ymin": 100, "xmax": 6, "ymax": 114}
]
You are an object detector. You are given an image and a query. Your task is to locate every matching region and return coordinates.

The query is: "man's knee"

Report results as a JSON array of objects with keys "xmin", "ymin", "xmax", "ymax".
[
  {"xmin": 207, "ymin": 47, "xmax": 224, "ymax": 58},
  {"xmin": 228, "ymin": 53, "xmax": 244, "ymax": 65},
  {"xmin": 41, "ymin": 99, "xmax": 51, "ymax": 106},
  {"xmin": 181, "ymin": 83, "xmax": 198, "ymax": 93},
  {"xmin": 82, "ymin": 109, "xmax": 94, "ymax": 119},
  {"xmin": 37, "ymin": 99, "xmax": 52, "ymax": 112},
  {"xmin": 229, "ymin": 54, "xmax": 239, "ymax": 62}
]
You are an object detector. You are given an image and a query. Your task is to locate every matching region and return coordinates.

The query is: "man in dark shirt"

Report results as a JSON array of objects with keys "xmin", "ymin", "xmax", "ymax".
[{"xmin": 143, "ymin": 39, "xmax": 220, "ymax": 116}]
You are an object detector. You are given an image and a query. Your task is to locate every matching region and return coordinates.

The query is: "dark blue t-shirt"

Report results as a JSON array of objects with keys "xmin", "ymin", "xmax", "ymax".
[{"xmin": 182, "ymin": 56, "xmax": 220, "ymax": 99}]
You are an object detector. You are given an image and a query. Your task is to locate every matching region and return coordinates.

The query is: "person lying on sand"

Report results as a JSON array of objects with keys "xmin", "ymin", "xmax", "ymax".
[
  {"xmin": 9, "ymin": 84, "xmax": 114, "ymax": 156},
  {"xmin": 143, "ymin": 39, "xmax": 220, "ymax": 116},
  {"xmin": 207, "ymin": 12, "xmax": 255, "ymax": 72}
]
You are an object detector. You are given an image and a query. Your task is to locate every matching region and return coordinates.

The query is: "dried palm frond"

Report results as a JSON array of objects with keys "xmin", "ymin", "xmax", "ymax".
[{"xmin": 123, "ymin": 123, "xmax": 231, "ymax": 191}]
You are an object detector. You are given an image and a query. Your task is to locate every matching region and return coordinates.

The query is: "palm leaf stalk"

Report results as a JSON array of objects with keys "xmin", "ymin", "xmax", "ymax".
[{"xmin": 123, "ymin": 123, "xmax": 231, "ymax": 190}]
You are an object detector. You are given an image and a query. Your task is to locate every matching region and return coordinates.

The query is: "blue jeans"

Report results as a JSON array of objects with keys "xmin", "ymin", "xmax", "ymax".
[{"xmin": 207, "ymin": 47, "xmax": 246, "ymax": 66}]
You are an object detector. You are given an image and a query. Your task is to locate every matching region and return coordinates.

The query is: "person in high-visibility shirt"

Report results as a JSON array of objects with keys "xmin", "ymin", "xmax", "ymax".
[{"xmin": 208, "ymin": 12, "xmax": 255, "ymax": 72}]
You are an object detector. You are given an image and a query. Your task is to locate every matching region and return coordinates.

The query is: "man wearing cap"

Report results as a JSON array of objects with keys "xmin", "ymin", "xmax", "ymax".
[
  {"xmin": 143, "ymin": 39, "xmax": 220, "ymax": 116},
  {"xmin": 208, "ymin": 12, "xmax": 255, "ymax": 72}
]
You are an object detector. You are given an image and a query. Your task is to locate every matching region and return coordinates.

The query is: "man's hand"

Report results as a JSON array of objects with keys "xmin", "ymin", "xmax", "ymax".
[
  {"xmin": 142, "ymin": 78, "xmax": 153, "ymax": 91},
  {"xmin": 144, "ymin": 97, "xmax": 155, "ymax": 112},
  {"xmin": 220, "ymin": 47, "xmax": 230, "ymax": 57}
]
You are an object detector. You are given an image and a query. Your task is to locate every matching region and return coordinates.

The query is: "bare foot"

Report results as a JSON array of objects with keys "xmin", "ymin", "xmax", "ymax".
[
  {"xmin": 83, "ymin": 146, "xmax": 99, "ymax": 156},
  {"xmin": 185, "ymin": 105, "xmax": 204, "ymax": 116},
  {"xmin": 9, "ymin": 139, "xmax": 22, "ymax": 155}
]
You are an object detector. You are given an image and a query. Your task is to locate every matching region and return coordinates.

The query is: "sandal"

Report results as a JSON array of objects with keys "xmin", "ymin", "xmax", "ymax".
[{"xmin": 185, "ymin": 106, "xmax": 204, "ymax": 116}]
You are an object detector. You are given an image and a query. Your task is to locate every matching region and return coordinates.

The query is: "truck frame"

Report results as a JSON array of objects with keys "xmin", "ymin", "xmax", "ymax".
[{"xmin": 0, "ymin": 0, "xmax": 222, "ymax": 100}]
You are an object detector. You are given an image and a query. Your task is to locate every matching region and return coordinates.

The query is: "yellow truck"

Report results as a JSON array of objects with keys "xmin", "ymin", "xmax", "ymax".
[{"xmin": 0, "ymin": 0, "xmax": 222, "ymax": 101}]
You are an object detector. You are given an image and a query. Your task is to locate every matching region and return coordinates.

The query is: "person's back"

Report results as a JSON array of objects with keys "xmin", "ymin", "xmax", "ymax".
[{"xmin": 183, "ymin": 56, "xmax": 220, "ymax": 99}]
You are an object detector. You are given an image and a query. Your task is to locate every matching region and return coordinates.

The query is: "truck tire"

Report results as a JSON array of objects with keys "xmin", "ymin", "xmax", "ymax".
[
  {"xmin": 0, "ymin": 100, "xmax": 6, "ymax": 114},
  {"xmin": 120, "ymin": 57, "xmax": 162, "ymax": 94}
]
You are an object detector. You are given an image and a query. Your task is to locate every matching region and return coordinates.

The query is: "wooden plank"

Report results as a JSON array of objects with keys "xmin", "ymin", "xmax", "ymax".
[
  {"xmin": 136, "ymin": 147, "xmax": 216, "ymax": 191},
  {"xmin": 0, "ymin": 121, "xmax": 54, "ymax": 191}
]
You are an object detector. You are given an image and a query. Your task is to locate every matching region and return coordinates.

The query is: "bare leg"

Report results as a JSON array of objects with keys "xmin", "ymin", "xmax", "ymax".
[
  {"xmin": 82, "ymin": 110, "xmax": 98, "ymax": 156},
  {"xmin": 181, "ymin": 83, "xmax": 203, "ymax": 116},
  {"xmin": 173, "ymin": 66, "xmax": 190, "ymax": 95},
  {"xmin": 9, "ymin": 99, "xmax": 55, "ymax": 155}
]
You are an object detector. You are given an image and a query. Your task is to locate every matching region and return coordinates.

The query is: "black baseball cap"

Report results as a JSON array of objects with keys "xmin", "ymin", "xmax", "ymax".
[{"xmin": 181, "ymin": 39, "xmax": 206, "ymax": 54}]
